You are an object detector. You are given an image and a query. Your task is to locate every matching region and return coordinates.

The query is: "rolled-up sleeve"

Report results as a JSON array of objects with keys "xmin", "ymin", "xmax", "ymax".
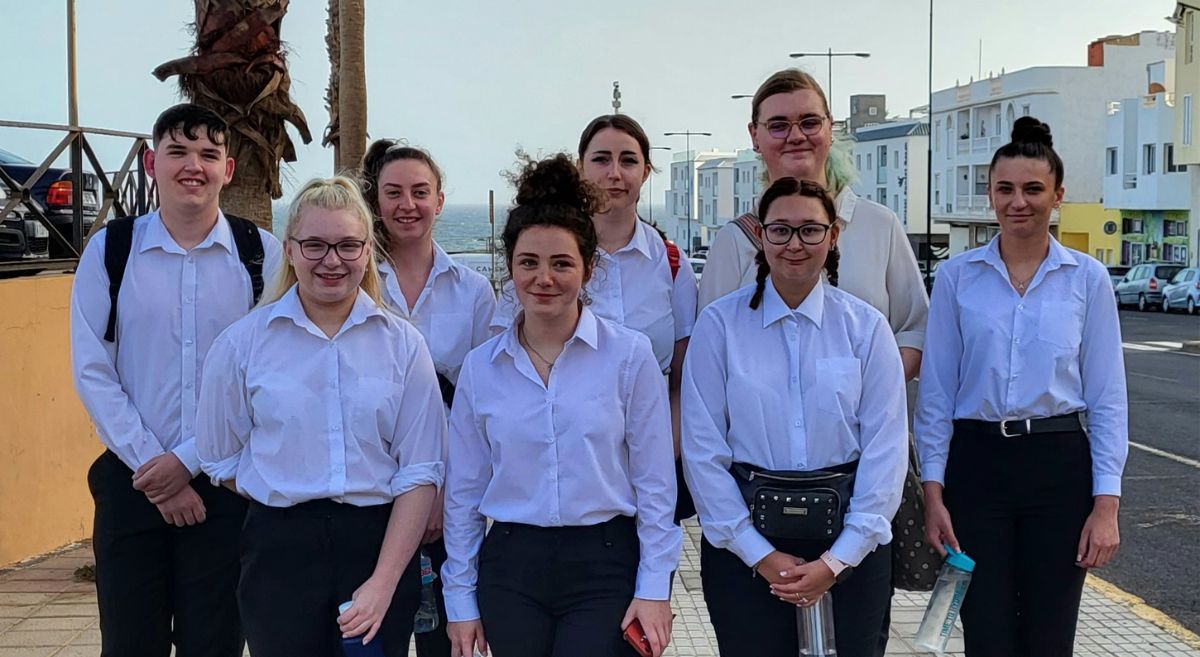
[
  {"xmin": 671, "ymin": 259, "xmax": 698, "ymax": 340},
  {"xmin": 389, "ymin": 334, "xmax": 447, "ymax": 496},
  {"xmin": 196, "ymin": 330, "xmax": 250, "ymax": 484},
  {"xmin": 1079, "ymin": 265, "xmax": 1128, "ymax": 497},
  {"xmin": 914, "ymin": 263, "xmax": 963, "ymax": 486},
  {"xmin": 622, "ymin": 336, "xmax": 682, "ymax": 599},
  {"xmin": 681, "ymin": 310, "xmax": 774, "ymax": 569},
  {"xmin": 830, "ymin": 318, "xmax": 908, "ymax": 566},
  {"xmin": 441, "ymin": 358, "xmax": 491, "ymax": 622}
]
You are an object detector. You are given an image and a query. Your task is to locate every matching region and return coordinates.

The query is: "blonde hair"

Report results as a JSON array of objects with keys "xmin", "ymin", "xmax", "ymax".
[{"xmin": 260, "ymin": 176, "xmax": 384, "ymax": 307}]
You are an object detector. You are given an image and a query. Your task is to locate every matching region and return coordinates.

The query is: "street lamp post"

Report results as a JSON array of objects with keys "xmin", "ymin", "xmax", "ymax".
[
  {"xmin": 663, "ymin": 131, "xmax": 712, "ymax": 254},
  {"xmin": 647, "ymin": 146, "xmax": 671, "ymax": 223},
  {"xmin": 788, "ymin": 49, "xmax": 871, "ymax": 119}
]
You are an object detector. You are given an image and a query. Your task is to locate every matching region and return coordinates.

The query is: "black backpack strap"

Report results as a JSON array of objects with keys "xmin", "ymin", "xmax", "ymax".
[
  {"xmin": 436, "ymin": 372, "xmax": 456, "ymax": 409},
  {"xmin": 224, "ymin": 214, "xmax": 266, "ymax": 307},
  {"xmin": 102, "ymin": 217, "xmax": 137, "ymax": 343}
]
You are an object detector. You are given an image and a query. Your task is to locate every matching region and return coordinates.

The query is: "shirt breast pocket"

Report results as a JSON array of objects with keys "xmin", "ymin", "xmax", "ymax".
[
  {"xmin": 429, "ymin": 312, "xmax": 474, "ymax": 375},
  {"xmin": 813, "ymin": 357, "xmax": 863, "ymax": 417},
  {"xmin": 1039, "ymin": 309, "xmax": 1083, "ymax": 354},
  {"xmin": 353, "ymin": 376, "xmax": 403, "ymax": 449}
]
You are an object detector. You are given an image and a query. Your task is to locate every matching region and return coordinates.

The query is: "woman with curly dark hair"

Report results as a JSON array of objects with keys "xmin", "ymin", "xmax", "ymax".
[{"xmin": 442, "ymin": 154, "xmax": 681, "ymax": 657}]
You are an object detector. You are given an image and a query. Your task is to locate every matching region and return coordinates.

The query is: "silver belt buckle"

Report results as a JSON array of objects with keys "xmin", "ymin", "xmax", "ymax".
[{"xmin": 1000, "ymin": 419, "xmax": 1031, "ymax": 438}]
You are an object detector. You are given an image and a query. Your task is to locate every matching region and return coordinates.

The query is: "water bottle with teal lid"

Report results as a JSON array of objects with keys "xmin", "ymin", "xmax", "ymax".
[{"xmin": 913, "ymin": 545, "xmax": 976, "ymax": 654}]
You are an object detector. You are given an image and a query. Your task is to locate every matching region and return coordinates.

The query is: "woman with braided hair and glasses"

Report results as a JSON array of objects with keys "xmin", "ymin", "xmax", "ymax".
[{"xmin": 682, "ymin": 177, "xmax": 907, "ymax": 657}]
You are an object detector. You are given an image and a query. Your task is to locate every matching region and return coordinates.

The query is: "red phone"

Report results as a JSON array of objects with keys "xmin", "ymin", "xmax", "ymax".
[{"xmin": 622, "ymin": 619, "xmax": 653, "ymax": 657}]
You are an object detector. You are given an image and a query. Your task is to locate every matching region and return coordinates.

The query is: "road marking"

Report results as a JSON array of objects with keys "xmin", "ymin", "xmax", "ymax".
[
  {"xmin": 1087, "ymin": 575, "xmax": 1200, "ymax": 650},
  {"xmin": 1147, "ymin": 341, "xmax": 1184, "ymax": 349},
  {"xmin": 1129, "ymin": 371, "xmax": 1179, "ymax": 383},
  {"xmin": 1129, "ymin": 441, "xmax": 1200, "ymax": 470},
  {"xmin": 1124, "ymin": 342, "xmax": 1170, "ymax": 352}
]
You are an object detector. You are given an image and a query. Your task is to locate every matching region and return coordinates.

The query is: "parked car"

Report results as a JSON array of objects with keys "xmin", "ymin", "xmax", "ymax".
[
  {"xmin": 1114, "ymin": 262, "xmax": 1185, "ymax": 311},
  {"xmin": 1161, "ymin": 267, "xmax": 1200, "ymax": 315},
  {"xmin": 0, "ymin": 182, "xmax": 48, "ymax": 260},
  {"xmin": 0, "ymin": 147, "xmax": 100, "ymax": 258},
  {"xmin": 688, "ymin": 257, "xmax": 705, "ymax": 283},
  {"xmin": 1106, "ymin": 265, "xmax": 1130, "ymax": 289}
]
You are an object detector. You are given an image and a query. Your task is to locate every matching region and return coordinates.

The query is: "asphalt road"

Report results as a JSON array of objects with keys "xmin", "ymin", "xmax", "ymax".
[{"xmin": 1104, "ymin": 309, "xmax": 1200, "ymax": 633}]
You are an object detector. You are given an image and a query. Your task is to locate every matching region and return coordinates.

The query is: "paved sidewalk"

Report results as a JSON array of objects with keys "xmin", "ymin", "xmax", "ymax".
[{"xmin": 2, "ymin": 524, "xmax": 1198, "ymax": 656}]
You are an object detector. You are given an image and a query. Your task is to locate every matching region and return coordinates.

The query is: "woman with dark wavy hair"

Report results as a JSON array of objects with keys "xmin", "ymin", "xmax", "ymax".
[{"xmin": 443, "ymin": 155, "xmax": 681, "ymax": 657}]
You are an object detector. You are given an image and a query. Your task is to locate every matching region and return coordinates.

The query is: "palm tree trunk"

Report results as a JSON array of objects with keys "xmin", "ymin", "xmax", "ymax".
[
  {"xmin": 337, "ymin": 0, "xmax": 367, "ymax": 174},
  {"xmin": 322, "ymin": 0, "xmax": 341, "ymax": 170}
]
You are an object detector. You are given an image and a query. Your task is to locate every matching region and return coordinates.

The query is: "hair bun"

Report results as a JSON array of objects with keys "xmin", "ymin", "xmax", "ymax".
[
  {"xmin": 1010, "ymin": 116, "xmax": 1053, "ymax": 147},
  {"xmin": 513, "ymin": 153, "xmax": 602, "ymax": 216}
]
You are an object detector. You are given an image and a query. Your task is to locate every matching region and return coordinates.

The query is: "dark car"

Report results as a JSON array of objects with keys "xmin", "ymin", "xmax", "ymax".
[
  {"xmin": 1106, "ymin": 265, "xmax": 1130, "ymax": 289},
  {"xmin": 1115, "ymin": 262, "xmax": 1185, "ymax": 311},
  {"xmin": 0, "ymin": 147, "xmax": 100, "ymax": 258},
  {"xmin": 0, "ymin": 182, "xmax": 49, "ymax": 260}
]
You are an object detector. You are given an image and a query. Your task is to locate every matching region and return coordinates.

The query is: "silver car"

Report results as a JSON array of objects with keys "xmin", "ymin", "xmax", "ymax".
[
  {"xmin": 1115, "ymin": 262, "xmax": 1185, "ymax": 311},
  {"xmin": 1161, "ymin": 267, "xmax": 1200, "ymax": 314}
]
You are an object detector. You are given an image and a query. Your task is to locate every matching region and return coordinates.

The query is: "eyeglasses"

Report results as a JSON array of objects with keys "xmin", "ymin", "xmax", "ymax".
[
  {"xmin": 290, "ymin": 238, "xmax": 368, "ymax": 261},
  {"xmin": 762, "ymin": 222, "xmax": 832, "ymax": 246},
  {"xmin": 758, "ymin": 116, "xmax": 827, "ymax": 139}
]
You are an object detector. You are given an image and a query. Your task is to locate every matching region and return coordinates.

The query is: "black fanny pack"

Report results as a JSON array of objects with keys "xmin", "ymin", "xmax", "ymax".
[{"xmin": 730, "ymin": 461, "xmax": 857, "ymax": 541}]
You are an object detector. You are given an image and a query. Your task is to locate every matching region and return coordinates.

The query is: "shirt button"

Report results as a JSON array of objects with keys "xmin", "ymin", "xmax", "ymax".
[
  {"xmin": 184, "ymin": 297, "xmax": 193, "ymax": 304},
  {"xmin": 332, "ymin": 425, "xmax": 342, "ymax": 432},
  {"xmin": 184, "ymin": 339, "xmax": 194, "ymax": 346},
  {"xmin": 1017, "ymin": 304, "xmax": 1025, "ymax": 311},
  {"xmin": 791, "ymin": 377, "xmax": 798, "ymax": 384},
  {"xmin": 1015, "ymin": 338, "xmax": 1021, "ymax": 344},
  {"xmin": 333, "ymin": 465, "xmax": 344, "ymax": 473},
  {"xmin": 794, "ymin": 421, "xmax": 802, "ymax": 427},
  {"xmin": 329, "ymin": 379, "xmax": 337, "ymax": 386},
  {"xmin": 185, "ymin": 382, "xmax": 193, "ymax": 389}
]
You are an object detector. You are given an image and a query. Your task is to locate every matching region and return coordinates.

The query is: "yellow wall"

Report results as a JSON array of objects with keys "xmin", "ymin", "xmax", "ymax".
[
  {"xmin": 1059, "ymin": 204, "xmax": 1122, "ymax": 264},
  {"xmin": 0, "ymin": 274, "xmax": 100, "ymax": 568}
]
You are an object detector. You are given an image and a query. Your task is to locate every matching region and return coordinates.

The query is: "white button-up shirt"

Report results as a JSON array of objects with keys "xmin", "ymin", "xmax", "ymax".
[
  {"xmin": 682, "ymin": 279, "xmax": 908, "ymax": 568},
  {"xmin": 914, "ymin": 237, "xmax": 1128, "ymax": 496},
  {"xmin": 442, "ymin": 308, "xmax": 682, "ymax": 621},
  {"xmin": 492, "ymin": 221, "xmax": 697, "ymax": 372},
  {"xmin": 378, "ymin": 244, "xmax": 496, "ymax": 385},
  {"xmin": 70, "ymin": 211, "xmax": 282, "ymax": 474},
  {"xmin": 196, "ymin": 286, "xmax": 446, "ymax": 507}
]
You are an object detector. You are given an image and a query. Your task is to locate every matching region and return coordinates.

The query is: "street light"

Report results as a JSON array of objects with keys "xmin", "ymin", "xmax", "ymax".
[
  {"xmin": 663, "ymin": 131, "xmax": 712, "ymax": 254},
  {"xmin": 730, "ymin": 94, "xmax": 753, "ymax": 100},
  {"xmin": 647, "ymin": 146, "xmax": 671, "ymax": 224},
  {"xmin": 788, "ymin": 49, "xmax": 871, "ymax": 119}
]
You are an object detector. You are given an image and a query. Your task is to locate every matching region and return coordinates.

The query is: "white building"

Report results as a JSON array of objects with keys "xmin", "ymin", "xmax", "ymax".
[
  {"xmin": 931, "ymin": 31, "xmax": 1176, "ymax": 259},
  {"xmin": 733, "ymin": 149, "xmax": 762, "ymax": 217},
  {"xmin": 1103, "ymin": 62, "xmax": 1197, "ymax": 265},
  {"xmin": 1170, "ymin": 0, "xmax": 1200, "ymax": 265},
  {"xmin": 666, "ymin": 149, "xmax": 735, "ymax": 252},
  {"xmin": 850, "ymin": 120, "xmax": 946, "ymax": 261},
  {"xmin": 697, "ymin": 157, "xmax": 735, "ymax": 233}
]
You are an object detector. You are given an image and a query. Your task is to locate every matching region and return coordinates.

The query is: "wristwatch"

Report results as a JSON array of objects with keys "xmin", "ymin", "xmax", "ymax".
[{"xmin": 820, "ymin": 551, "xmax": 854, "ymax": 584}]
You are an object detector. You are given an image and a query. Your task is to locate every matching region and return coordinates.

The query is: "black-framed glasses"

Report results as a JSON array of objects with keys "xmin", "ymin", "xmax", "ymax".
[
  {"xmin": 290, "ymin": 238, "xmax": 368, "ymax": 261},
  {"xmin": 758, "ymin": 116, "xmax": 827, "ymax": 139},
  {"xmin": 762, "ymin": 222, "xmax": 832, "ymax": 246}
]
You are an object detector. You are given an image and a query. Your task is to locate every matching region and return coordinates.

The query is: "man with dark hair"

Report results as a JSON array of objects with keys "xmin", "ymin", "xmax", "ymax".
[{"xmin": 70, "ymin": 103, "xmax": 282, "ymax": 657}]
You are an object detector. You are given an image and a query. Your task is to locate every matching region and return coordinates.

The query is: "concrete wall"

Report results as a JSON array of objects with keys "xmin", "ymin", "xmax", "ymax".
[{"xmin": 0, "ymin": 274, "xmax": 100, "ymax": 568}]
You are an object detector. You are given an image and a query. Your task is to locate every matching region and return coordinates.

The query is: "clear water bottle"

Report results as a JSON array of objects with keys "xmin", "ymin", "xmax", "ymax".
[
  {"xmin": 913, "ymin": 545, "xmax": 976, "ymax": 654},
  {"xmin": 338, "ymin": 601, "xmax": 385, "ymax": 657},
  {"xmin": 414, "ymin": 550, "xmax": 439, "ymax": 634},
  {"xmin": 796, "ymin": 594, "xmax": 837, "ymax": 656}
]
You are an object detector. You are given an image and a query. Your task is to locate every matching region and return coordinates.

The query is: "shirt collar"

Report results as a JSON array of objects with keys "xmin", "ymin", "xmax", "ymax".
[
  {"xmin": 267, "ymin": 284, "xmax": 386, "ymax": 339},
  {"xmin": 605, "ymin": 220, "xmax": 654, "ymax": 259},
  {"xmin": 491, "ymin": 305, "xmax": 601, "ymax": 363},
  {"xmin": 972, "ymin": 234, "xmax": 1079, "ymax": 269},
  {"xmin": 138, "ymin": 209, "xmax": 235, "ymax": 255},
  {"xmin": 761, "ymin": 277, "xmax": 825, "ymax": 329},
  {"xmin": 378, "ymin": 243, "xmax": 459, "ymax": 286}
]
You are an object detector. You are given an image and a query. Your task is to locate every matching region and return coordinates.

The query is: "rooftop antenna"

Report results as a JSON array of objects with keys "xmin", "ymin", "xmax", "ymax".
[{"xmin": 612, "ymin": 81, "xmax": 622, "ymax": 114}]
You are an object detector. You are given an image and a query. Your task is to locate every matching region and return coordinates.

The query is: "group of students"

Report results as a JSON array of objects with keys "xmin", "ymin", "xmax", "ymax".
[{"xmin": 70, "ymin": 66, "xmax": 1128, "ymax": 657}]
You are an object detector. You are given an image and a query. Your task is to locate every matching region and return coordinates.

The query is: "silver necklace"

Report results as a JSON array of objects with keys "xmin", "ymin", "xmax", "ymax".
[{"xmin": 519, "ymin": 326, "xmax": 558, "ymax": 369}]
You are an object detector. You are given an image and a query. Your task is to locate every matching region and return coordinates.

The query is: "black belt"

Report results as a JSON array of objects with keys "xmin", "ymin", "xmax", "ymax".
[{"xmin": 955, "ymin": 413, "xmax": 1082, "ymax": 438}]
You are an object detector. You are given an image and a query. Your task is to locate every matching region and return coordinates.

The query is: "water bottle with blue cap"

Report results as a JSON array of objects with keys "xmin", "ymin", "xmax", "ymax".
[
  {"xmin": 338, "ymin": 600, "xmax": 385, "ymax": 657},
  {"xmin": 913, "ymin": 545, "xmax": 976, "ymax": 654}
]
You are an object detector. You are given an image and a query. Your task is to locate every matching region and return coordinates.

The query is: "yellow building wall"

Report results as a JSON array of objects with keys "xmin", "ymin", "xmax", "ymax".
[
  {"xmin": 1059, "ymin": 204, "xmax": 1122, "ymax": 265},
  {"xmin": 0, "ymin": 274, "xmax": 101, "ymax": 568}
]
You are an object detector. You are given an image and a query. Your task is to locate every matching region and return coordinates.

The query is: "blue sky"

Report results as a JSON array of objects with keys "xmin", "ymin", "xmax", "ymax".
[{"xmin": 0, "ymin": 0, "xmax": 1178, "ymax": 205}]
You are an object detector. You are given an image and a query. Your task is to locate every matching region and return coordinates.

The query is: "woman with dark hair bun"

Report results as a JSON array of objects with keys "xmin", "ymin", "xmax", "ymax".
[
  {"xmin": 442, "ymin": 154, "xmax": 681, "ymax": 657},
  {"xmin": 682, "ymin": 177, "xmax": 908, "ymax": 657},
  {"xmin": 916, "ymin": 117, "xmax": 1128, "ymax": 656}
]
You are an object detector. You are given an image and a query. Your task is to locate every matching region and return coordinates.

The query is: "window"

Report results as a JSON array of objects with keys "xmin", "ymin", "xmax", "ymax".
[
  {"xmin": 1123, "ymin": 217, "xmax": 1144, "ymax": 234},
  {"xmin": 868, "ymin": 106, "xmax": 878, "ymax": 116},
  {"xmin": 1166, "ymin": 144, "xmax": 1186, "ymax": 173},
  {"xmin": 892, "ymin": 194, "xmax": 899, "ymax": 213},
  {"xmin": 867, "ymin": 154, "xmax": 873, "ymax": 169},
  {"xmin": 1188, "ymin": 11, "xmax": 1195, "ymax": 64},
  {"xmin": 1184, "ymin": 95, "xmax": 1194, "ymax": 146},
  {"xmin": 1143, "ymin": 144, "xmax": 1157, "ymax": 174},
  {"xmin": 893, "ymin": 151, "xmax": 899, "ymax": 169},
  {"xmin": 878, "ymin": 145, "xmax": 888, "ymax": 167},
  {"xmin": 935, "ymin": 120, "xmax": 941, "ymax": 151},
  {"xmin": 1107, "ymin": 148, "xmax": 1118, "ymax": 175},
  {"xmin": 878, "ymin": 188, "xmax": 887, "ymax": 206},
  {"xmin": 934, "ymin": 173, "xmax": 941, "ymax": 205},
  {"xmin": 994, "ymin": 114, "xmax": 1001, "ymax": 136},
  {"xmin": 857, "ymin": 154, "xmax": 862, "ymax": 170},
  {"xmin": 1022, "ymin": 104, "xmax": 1031, "ymax": 116}
]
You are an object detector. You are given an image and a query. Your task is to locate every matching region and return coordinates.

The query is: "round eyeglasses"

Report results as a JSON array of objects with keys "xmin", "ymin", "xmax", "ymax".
[
  {"xmin": 762, "ymin": 222, "xmax": 832, "ymax": 246},
  {"xmin": 290, "ymin": 238, "xmax": 368, "ymax": 261},
  {"xmin": 758, "ymin": 116, "xmax": 827, "ymax": 139}
]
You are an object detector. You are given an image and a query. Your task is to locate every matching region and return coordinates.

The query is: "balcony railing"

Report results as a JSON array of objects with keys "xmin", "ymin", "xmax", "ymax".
[{"xmin": 1123, "ymin": 173, "xmax": 1138, "ymax": 190}]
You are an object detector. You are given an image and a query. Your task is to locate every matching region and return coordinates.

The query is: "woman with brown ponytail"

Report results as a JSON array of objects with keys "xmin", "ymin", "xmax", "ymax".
[{"xmin": 681, "ymin": 178, "xmax": 908, "ymax": 657}]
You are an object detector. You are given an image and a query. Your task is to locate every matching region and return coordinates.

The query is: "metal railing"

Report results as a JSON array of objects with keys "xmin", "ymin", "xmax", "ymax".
[{"xmin": 0, "ymin": 120, "xmax": 158, "ymax": 274}]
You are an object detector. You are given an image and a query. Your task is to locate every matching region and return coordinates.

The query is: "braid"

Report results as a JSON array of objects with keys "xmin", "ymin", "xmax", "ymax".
[
  {"xmin": 748, "ymin": 249, "xmax": 771, "ymax": 310},
  {"xmin": 824, "ymin": 245, "xmax": 840, "ymax": 287}
]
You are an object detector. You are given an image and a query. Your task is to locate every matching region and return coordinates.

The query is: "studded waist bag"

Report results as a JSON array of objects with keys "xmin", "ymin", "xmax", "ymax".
[{"xmin": 730, "ymin": 461, "xmax": 857, "ymax": 541}]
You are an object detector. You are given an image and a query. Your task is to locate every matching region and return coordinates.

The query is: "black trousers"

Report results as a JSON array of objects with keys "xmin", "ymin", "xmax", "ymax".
[
  {"xmin": 238, "ymin": 498, "xmax": 422, "ymax": 657},
  {"xmin": 88, "ymin": 450, "xmax": 247, "ymax": 657},
  {"xmin": 701, "ymin": 536, "xmax": 892, "ymax": 657},
  {"xmin": 414, "ymin": 539, "xmax": 451, "ymax": 657},
  {"xmin": 943, "ymin": 425, "xmax": 1093, "ymax": 657},
  {"xmin": 477, "ymin": 516, "xmax": 641, "ymax": 657}
]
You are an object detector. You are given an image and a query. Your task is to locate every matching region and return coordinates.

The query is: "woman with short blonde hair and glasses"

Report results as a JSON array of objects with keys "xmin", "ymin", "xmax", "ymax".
[{"xmin": 197, "ymin": 176, "xmax": 447, "ymax": 657}]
